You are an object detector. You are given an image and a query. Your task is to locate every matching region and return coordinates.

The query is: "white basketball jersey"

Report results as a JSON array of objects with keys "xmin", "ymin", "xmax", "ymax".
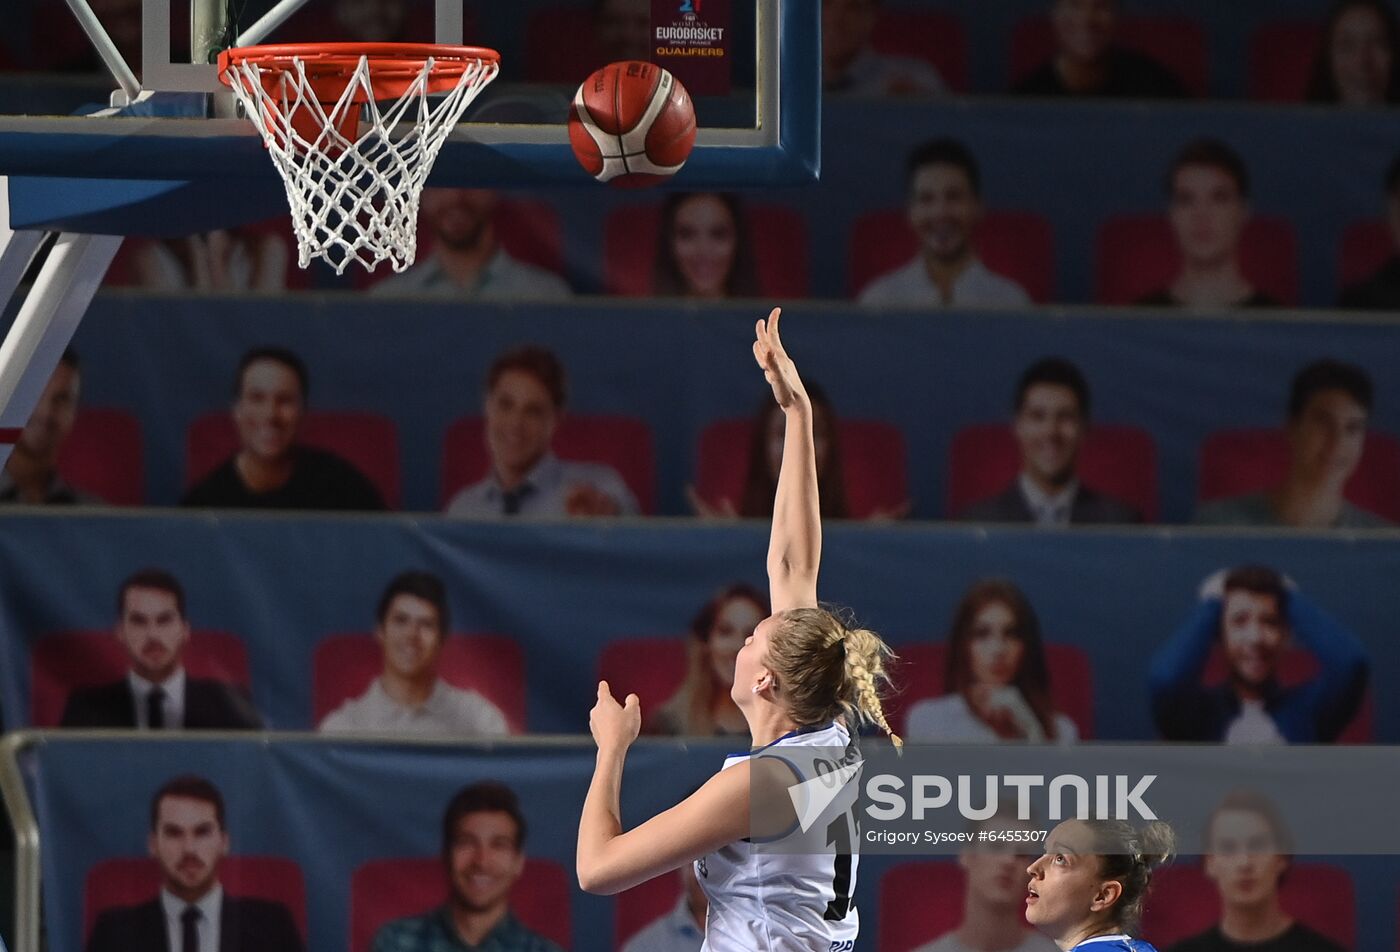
[{"xmin": 696, "ymin": 721, "xmax": 861, "ymax": 952}]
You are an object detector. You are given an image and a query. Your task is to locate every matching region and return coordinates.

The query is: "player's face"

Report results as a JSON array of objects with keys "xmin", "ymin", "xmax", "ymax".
[
  {"xmin": 1329, "ymin": 5, "xmax": 1393, "ymax": 106},
  {"xmin": 377, "ymin": 594, "xmax": 443, "ymax": 682},
  {"xmin": 596, "ymin": 0, "xmax": 652, "ymax": 63},
  {"xmin": 1220, "ymin": 590, "xmax": 1285, "ymax": 687},
  {"xmin": 962, "ymin": 825, "xmax": 1036, "ymax": 908},
  {"xmin": 765, "ymin": 402, "xmax": 835, "ymax": 483},
  {"xmin": 822, "ymin": 0, "xmax": 879, "ymax": 65},
  {"xmin": 447, "ymin": 810, "xmax": 525, "ymax": 914},
  {"xmin": 1168, "ymin": 165, "xmax": 1248, "ymax": 267},
  {"xmin": 233, "ymin": 359, "xmax": 304, "ymax": 463},
  {"xmin": 671, "ymin": 195, "xmax": 738, "ymax": 298},
  {"xmin": 16, "ymin": 362, "xmax": 80, "ymax": 460},
  {"xmin": 149, "ymin": 796, "xmax": 228, "ymax": 902},
  {"xmin": 1025, "ymin": 820, "xmax": 1111, "ymax": 937},
  {"xmin": 731, "ymin": 613, "xmax": 777, "ymax": 705},
  {"xmin": 1052, "ymin": 0, "xmax": 1117, "ymax": 64},
  {"xmin": 422, "ymin": 188, "xmax": 497, "ymax": 251},
  {"xmin": 1014, "ymin": 383, "xmax": 1084, "ymax": 487},
  {"xmin": 1288, "ymin": 389, "xmax": 1368, "ymax": 487},
  {"xmin": 908, "ymin": 164, "xmax": 981, "ymax": 264},
  {"xmin": 965, "ymin": 601, "xmax": 1026, "ymax": 687},
  {"xmin": 1204, "ymin": 809, "xmax": 1289, "ymax": 907},
  {"xmin": 707, "ymin": 596, "xmax": 765, "ymax": 688},
  {"xmin": 117, "ymin": 586, "xmax": 190, "ymax": 683},
  {"xmin": 484, "ymin": 370, "xmax": 557, "ymax": 478}
]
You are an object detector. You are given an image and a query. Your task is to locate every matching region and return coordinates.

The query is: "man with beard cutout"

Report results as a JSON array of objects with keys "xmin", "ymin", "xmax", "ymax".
[
  {"xmin": 86, "ymin": 776, "xmax": 302, "ymax": 952},
  {"xmin": 61, "ymin": 569, "xmax": 262, "ymax": 729}
]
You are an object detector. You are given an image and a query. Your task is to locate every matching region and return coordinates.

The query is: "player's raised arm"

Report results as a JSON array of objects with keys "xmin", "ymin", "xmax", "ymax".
[{"xmin": 753, "ymin": 307, "xmax": 820, "ymax": 613}]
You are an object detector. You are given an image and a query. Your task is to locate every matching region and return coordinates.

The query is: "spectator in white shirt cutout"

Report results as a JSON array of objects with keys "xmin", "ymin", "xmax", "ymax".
[
  {"xmin": 371, "ymin": 189, "xmax": 571, "ymax": 300},
  {"xmin": 905, "ymin": 579, "xmax": 1078, "ymax": 743},
  {"xmin": 318, "ymin": 571, "xmax": 509, "ymax": 736},
  {"xmin": 859, "ymin": 139, "xmax": 1032, "ymax": 308},
  {"xmin": 445, "ymin": 345, "xmax": 639, "ymax": 518},
  {"xmin": 619, "ymin": 863, "xmax": 707, "ymax": 952}
]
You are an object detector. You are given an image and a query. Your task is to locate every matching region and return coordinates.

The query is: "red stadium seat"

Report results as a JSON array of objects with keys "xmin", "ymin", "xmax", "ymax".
[
  {"xmin": 1197, "ymin": 427, "xmax": 1400, "ymax": 523},
  {"xmin": 85, "ymin": 856, "xmax": 306, "ymax": 941},
  {"xmin": 313, "ymin": 633, "xmax": 525, "ymax": 732},
  {"xmin": 1202, "ymin": 645, "xmax": 1373, "ymax": 744},
  {"xmin": 1140, "ymin": 862, "xmax": 1353, "ymax": 950},
  {"xmin": 616, "ymin": 869, "xmax": 685, "ymax": 949},
  {"xmin": 57, "ymin": 408, "xmax": 144, "ymax": 505},
  {"xmin": 948, "ymin": 423, "xmax": 1158, "ymax": 522},
  {"xmin": 1338, "ymin": 219, "xmax": 1392, "ymax": 292},
  {"xmin": 694, "ymin": 417, "xmax": 908, "ymax": 520},
  {"xmin": 597, "ymin": 638, "xmax": 689, "ymax": 724},
  {"xmin": 878, "ymin": 861, "xmax": 967, "ymax": 952},
  {"xmin": 1095, "ymin": 215, "xmax": 1298, "ymax": 306},
  {"xmin": 1248, "ymin": 21, "xmax": 1323, "ymax": 102},
  {"xmin": 31, "ymin": 630, "xmax": 250, "ymax": 727},
  {"xmin": 870, "ymin": 12, "xmax": 968, "ymax": 93},
  {"xmin": 350, "ymin": 857, "xmax": 570, "ymax": 952},
  {"xmin": 439, "ymin": 415, "xmax": 656, "ymax": 514},
  {"xmin": 355, "ymin": 198, "xmax": 564, "ymax": 292},
  {"xmin": 602, "ymin": 202, "xmax": 810, "ymax": 298},
  {"xmin": 849, "ymin": 209, "xmax": 1055, "ymax": 304},
  {"xmin": 185, "ymin": 411, "xmax": 401, "ymax": 508},
  {"xmin": 885, "ymin": 642, "xmax": 1094, "ymax": 740},
  {"xmin": 1009, "ymin": 15, "xmax": 1206, "ymax": 96}
]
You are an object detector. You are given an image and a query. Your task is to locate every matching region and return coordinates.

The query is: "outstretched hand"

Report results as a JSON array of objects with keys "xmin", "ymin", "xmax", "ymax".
[
  {"xmin": 753, "ymin": 307, "xmax": 808, "ymax": 410},
  {"xmin": 589, "ymin": 680, "xmax": 641, "ymax": 752}
]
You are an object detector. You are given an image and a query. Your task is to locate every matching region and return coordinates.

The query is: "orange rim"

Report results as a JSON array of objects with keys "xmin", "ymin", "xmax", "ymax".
[{"xmin": 217, "ymin": 42, "xmax": 500, "ymax": 97}]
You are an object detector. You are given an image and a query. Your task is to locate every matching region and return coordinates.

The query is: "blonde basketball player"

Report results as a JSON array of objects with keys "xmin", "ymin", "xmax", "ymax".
[{"xmin": 577, "ymin": 307, "xmax": 901, "ymax": 951}]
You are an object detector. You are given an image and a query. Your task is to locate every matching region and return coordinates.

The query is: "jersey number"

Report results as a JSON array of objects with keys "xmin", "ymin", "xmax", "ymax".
[{"xmin": 823, "ymin": 811, "xmax": 856, "ymax": 921}]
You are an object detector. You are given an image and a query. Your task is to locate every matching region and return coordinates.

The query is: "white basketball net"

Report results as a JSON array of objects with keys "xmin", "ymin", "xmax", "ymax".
[{"xmin": 222, "ymin": 53, "xmax": 499, "ymax": 274}]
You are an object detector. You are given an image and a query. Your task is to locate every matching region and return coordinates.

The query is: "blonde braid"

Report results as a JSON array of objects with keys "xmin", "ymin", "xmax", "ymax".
[
  {"xmin": 765, "ymin": 606, "xmax": 902, "ymax": 748},
  {"xmin": 843, "ymin": 627, "xmax": 903, "ymax": 749}
]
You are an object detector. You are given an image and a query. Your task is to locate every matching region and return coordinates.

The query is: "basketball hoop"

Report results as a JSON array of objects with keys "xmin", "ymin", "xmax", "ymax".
[{"xmin": 217, "ymin": 43, "xmax": 500, "ymax": 274}]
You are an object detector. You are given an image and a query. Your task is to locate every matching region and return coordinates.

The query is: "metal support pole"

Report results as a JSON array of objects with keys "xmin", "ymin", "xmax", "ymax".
[
  {"xmin": 235, "ymin": 0, "xmax": 315, "ymax": 47},
  {"xmin": 62, "ymin": 0, "xmax": 142, "ymax": 102},
  {"xmin": 0, "ymin": 734, "xmax": 40, "ymax": 952},
  {"xmin": 0, "ymin": 232, "xmax": 122, "ymax": 471},
  {"xmin": 0, "ymin": 181, "xmax": 48, "ymax": 319},
  {"xmin": 191, "ymin": 0, "xmax": 228, "ymax": 64}
]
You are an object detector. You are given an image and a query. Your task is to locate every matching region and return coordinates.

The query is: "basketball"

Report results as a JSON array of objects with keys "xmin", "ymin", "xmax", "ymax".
[{"xmin": 568, "ymin": 61, "xmax": 697, "ymax": 187}]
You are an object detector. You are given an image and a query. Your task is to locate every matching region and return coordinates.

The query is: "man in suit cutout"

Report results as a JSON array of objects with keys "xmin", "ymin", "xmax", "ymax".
[
  {"xmin": 959, "ymin": 357, "xmax": 1141, "ymax": 525},
  {"xmin": 60, "ymin": 568, "xmax": 262, "ymax": 729},
  {"xmin": 86, "ymin": 775, "xmax": 303, "ymax": 952}
]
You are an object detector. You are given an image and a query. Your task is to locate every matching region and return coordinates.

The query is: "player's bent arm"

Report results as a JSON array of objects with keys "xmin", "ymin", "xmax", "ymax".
[{"xmin": 577, "ymin": 757, "xmax": 751, "ymax": 895}]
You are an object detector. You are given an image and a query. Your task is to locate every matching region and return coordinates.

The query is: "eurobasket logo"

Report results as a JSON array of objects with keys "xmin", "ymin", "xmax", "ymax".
[{"xmin": 679, "ymin": 0, "xmax": 703, "ymax": 15}]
